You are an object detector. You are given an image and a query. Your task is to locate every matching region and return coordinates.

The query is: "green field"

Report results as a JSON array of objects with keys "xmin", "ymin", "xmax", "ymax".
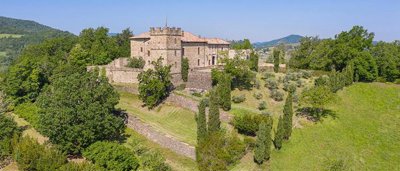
[
  {"xmin": 124, "ymin": 129, "xmax": 197, "ymax": 171},
  {"xmin": 269, "ymin": 83, "xmax": 400, "ymax": 170},
  {"xmin": 117, "ymin": 91, "xmax": 197, "ymax": 146},
  {"xmin": 0, "ymin": 33, "xmax": 23, "ymax": 38}
]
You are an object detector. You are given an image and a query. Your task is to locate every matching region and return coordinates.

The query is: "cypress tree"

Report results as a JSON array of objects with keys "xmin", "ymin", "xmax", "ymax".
[
  {"xmin": 283, "ymin": 92, "xmax": 293, "ymax": 140},
  {"xmin": 181, "ymin": 57, "xmax": 189, "ymax": 82},
  {"xmin": 264, "ymin": 116, "xmax": 272, "ymax": 161},
  {"xmin": 274, "ymin": 116, "xmax": 285, "ymax": 149},
  {"xmin": 273, "ymin": 49, "xmax": 280, "ymax": 73},
  {"xmin": 196, "ymin": 99, "xmax": 207, "ymax": 143},
  {"xmin": 217, "ymin": 73, "xmax": 232, "ymax": 111},
  {"xmin": 208, "ymin": 89, "xmax": 221, "ymax": 133},
  {"xmin": 254, "ymin": 121, "xmax": 267, "ymax": 164}
]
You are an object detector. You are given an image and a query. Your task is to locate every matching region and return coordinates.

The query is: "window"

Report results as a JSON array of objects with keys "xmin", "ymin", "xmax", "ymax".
[
  {"xmin": 147, "ymin": 50, "xmax": 150, "ymax": 56},
  {"xmin": 198, "ymin": 47, "xmax": 200, "ymax": 55},
  {"xmin": 140, "ymin": 47, "xmax": 143, "ymax": 52},
  {"xmin": 198, "ymin": 59, "xmax": 200, "ymax": 66},
  {"xmin": 148, "ymin": 60, "xmax": 150, "ymax": 64},
  {"xmin": 175, "ymin": 50, "xmax": 177, "ymax": 56},
  {"xmin": 182, "ymin": 48, "xmax": 185, "ymax": 56}
]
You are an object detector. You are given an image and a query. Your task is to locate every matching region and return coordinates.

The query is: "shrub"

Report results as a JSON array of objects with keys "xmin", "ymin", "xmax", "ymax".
[
  {"xmin": 315, "ymin": 75, "xmax": 330, "ymax": 87},
  {"xmin": 395, "ymin": 79, "xmax": 400, "ymax": 84},
  {"xmin": 254, "ymin": 79, "xmax": 261, "ymax": 89},
  {"xmin": 232, "ymin": 95, "xmax": 246, "ymax": 103},
  {"xmin": 284, "ymin": 72, "xmax": 300, "ymax": 82},
  {"xmin": 83, "ymin": 141, "xmax": 139, "ymax": 171},
  {"xmin": 128, "ymin": 138, "xmax": 171, "ymax": 171},
  {"xmin": 253, "ymin": 92, "xmax": 263, "ymax": 100},
  {"xmin": 126, "ymin": 57, "xmax": 145, "ymax": 69},
  {"xmin": 270, "ymin": 89, "xmax": 284, "ymax": 101},
  {"xmin": 297, "ymin": 79, "xmax": 304, "ymax": 87},
  {"xmin": 13, "ymin": 136, "xmax": 67, "ymax": 171},
  {"xmin": 232, "ymin": 113, "xmax": 271, "ymax": 136},
  {"xmin": 0, "ymin": 114, "xmax": 21, "ymax": 161},
  {"xmin": 265, "ymin": 78, "xmax": 278, "ymax": 90},
  {"xmin": 14, "ymin": 102, "xmax": 39, "ymax": 128},
  {"xmin": 58, "ymin": 162, "xmax": 104, "ymax": 171},
  {"xmin": 262, "ymin": 72, "xmax": 275, "ymax": 80},
  {"xmin": 258, "ymin": 101, "xmax": 267, "ymax": 110},
  {"xmin": 283, "ymin": 81, "xmax": 297, "ymax": 93},
  {"xmin": 300, "ymin": 70, "xmax": 312, "ymax": 79}
]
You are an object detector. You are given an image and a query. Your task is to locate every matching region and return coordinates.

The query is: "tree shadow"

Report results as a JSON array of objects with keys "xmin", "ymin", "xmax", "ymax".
[{"xmin": 296, "ymin": 107, "xmax": 337, "ymax": 122}]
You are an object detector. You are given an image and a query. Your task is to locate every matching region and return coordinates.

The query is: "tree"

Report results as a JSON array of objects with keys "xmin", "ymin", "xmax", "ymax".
[
  {"xmin": 300, "ymin": 85, "xmax": 336, "ymax": 119},
  {"xmin": 0, "ymin": 114, "xmax": 21, "ymax": 160},
  {"xmin": 254, "ymin": 121, "xmax": 267, "ymax": 164},
  {"xmin": 273, "ymin": 48, "xmax": 281, "ymax": 73},
  {"xmin": 283, "ymin": 92, "xmax": 293, "ymax": 140},
  {"xmin": 114, "ymin": 28, "xmax": 133, "ymax": 57},
  {"xmin": 181, "ymin": 57, "xmax": 189, "ymax": 82},
  {"xmin": 231, "ymin": 39, "xmax": 253, "ymax": 50},
  {"xmin": 36, "ymin": 69, "xmax": 126, "ymax": 154},
  {"xmin": 196, "ymin": 132, "xmax": 228, "ymax": 171},
  {"xmin": 249, "ymin": 51, "xmax": 259, "ymax": 72},
  {"xmin": 223, "ymin": 56, "xmax": 255, "ymax": 89},
  {"xmin": 138, "ymin": 58, "xmax": 172, "ymax": 109},
  {"xmin": 68, "ymin": 44, "xmax": 91, "ymax": 68},
  {"xmin": 127, "ymin": 57, "xmax": 145, "ymax": 69},
  {"xmin": 372, "ymin": 41, "xmax": 400, "ymax": 82},
  {"xmin": 274, "ymin": 116, "xmax": 285, "ymax": 149},
  {"xmin": 217, "ymin": 72, "xmax": 232, "ymax": 111},
  {"xmin": 196, "ymin": 99, "xmax": 207, "ymax": 143},
  {"xmin": 84, "ymin": 141, "xmax": 139, "ymax": 171},
  {"xmin": 208, "ymin": 89, "xmax": 221, "ymax": 133}
]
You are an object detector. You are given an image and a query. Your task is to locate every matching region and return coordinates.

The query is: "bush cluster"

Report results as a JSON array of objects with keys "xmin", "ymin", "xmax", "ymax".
[
  {"xmin": 232, "ymin": 113, "xmax": 271, "ymax": 136},
  {"xmin": 126, "ymin": 57, "xmax": 145, "ymax": 69},
  {"xmin": 253, "ymin": 92, "xmax": 263, "ymax": 100},
  {"xmin": 270, "ymin": 89, "xmax": 284, "ymax": 101},
  {"xmin": 232, "ymin": 95, "xmax": 246, "ymax": 103},
  {"xmin": 258, "ymin": 101, "xmax": 267, "ymax": 111},
  {"xmin": 265, "ymin": 78, "xmax": 278, "ymax": 90}
]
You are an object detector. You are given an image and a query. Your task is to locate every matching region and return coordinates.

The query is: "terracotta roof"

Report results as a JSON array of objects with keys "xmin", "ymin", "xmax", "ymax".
[
  {"xmin": 206, "ymin": 38, "xmax": 230, "ymax": 45},
  {"xmin": 131, "ymin": 31, "xmax": 230, "ymax": 45},
  {"xmin": 181, "ymin": 32, "xmax": 207, "ymax": 43},
  {"xmin": 130, "ymin": 32, "xmax": 150, "ymax": 39}
]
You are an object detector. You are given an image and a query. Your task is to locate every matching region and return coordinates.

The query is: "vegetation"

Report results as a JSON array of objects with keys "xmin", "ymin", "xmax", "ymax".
[
  {"xmin": 300, "ymin": 85, "xmax": 336, "ymax": 120},
  {"xmin": 181, "ymin": 57, "xmax": 189, "ymax": 82},
  {"xmin": 37, "ymin": 70, "xmax": 125, "ymax": 154},
  {"xmin": 207, "ymin": 89, "xmax": 221, "ymax": 133},
  {"xmin": 196, "ymin": 99, "xmax": 207, "ymax": 143},
  {"xmin": 138, "ymin": 57, "xmax": 172, "ymax": 109},
  {"xmin": 13, "ymin": 136, "xmax": 67, "ymax": 171},
  {"xmin": 283, "ymin": 92, "xmax": 293, "ymax": 140},
  {"xmin": 290, "ymin": 26, "xmax": 399, "ymax": 82},
  {"xmin": 254, "ymin": 119, "xmax": 272, "ymax": 164},
  {"xmin": 273, "ymin": 116, "xmax": 285, "ymax": 149},
  {"xmin": 216, "ymin": 72, "xmax": 232, "ymax": 111},
  {"xmin": 270, "ymin": 83, "xmax": 400, "ymax": 170},
  {"xmin": 0, "ymin": 114, "xmax": 21, "ymax": 161},
  {"xmin": 232, "ymin": 94, "xmax": 246, "ymax": 103},
  {"xmin": 232, "ymin": 112, "xmax": 270, "ymax": 136},
  {"xmin": 222, "ymin": 56, "xmax": 255, "ymax": 90},
  {"xmin": 127, "ymin": 56, "xmax": 145, "ymax": 69},
  {"xmin": 231, "ymin": 39, "xmax": 253, "ymax": 50},
  {"xmin": 249, "ymin": 51, "xmax": 259, "ymax": 71},
  {"xmin": 83, "ymin": 141, "xmax": 139, "ymax": 171},
  {"xmin": 273, "ymin": 48, "xmax": 281, "ymax": 73}
]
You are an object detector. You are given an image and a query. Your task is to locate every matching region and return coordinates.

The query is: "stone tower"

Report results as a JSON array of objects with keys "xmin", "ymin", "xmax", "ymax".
[{"xmin": 149, "ymin": 27, "xmax": 183, "ymax": 74}]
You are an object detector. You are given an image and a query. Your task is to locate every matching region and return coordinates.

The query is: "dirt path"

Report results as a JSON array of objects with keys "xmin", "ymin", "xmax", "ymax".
[{"xmin": 126, "ymin": 115, "xmax": 196, "ymax": 159}]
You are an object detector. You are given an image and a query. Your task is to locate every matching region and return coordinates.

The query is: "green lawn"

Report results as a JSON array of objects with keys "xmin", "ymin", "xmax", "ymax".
[
  {"xmin": 117, "ymin": 91, "xmax": 197, "ymax": 146},
  {"xmin": 269, "ymin": 83, "xmax": 400, "ymax": 170},
  {"xmin": 0, "ymin": 33, "xmax": 23, "ymax": 38},
  {"xmin": 124, "ymin": 129, "xmax": 197, "ymax": 171}
]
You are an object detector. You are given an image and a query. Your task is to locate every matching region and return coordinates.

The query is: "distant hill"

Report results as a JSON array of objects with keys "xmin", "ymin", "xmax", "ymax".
[
  {"xmin": 0, "ymin": 16, "xmax": 75, "ymax": 72},
  {"xmin": 253, "ymin": 34, "xmax": 304, "ymax": 48}
]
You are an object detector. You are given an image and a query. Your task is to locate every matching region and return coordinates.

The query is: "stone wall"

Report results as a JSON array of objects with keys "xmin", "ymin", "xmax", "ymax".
[
  {"xmin": 88, "ymin": 58, "xmax": 142, "ymax": 84},
  {"xmin": 186, "ymin": 69, "xmax": 212, "ymax": 91}
]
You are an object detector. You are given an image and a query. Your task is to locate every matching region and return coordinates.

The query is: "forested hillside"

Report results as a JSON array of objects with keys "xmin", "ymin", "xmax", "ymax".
[{"xmin": 0, "ymin": 16, "xmax": 75, "ymax": 72}]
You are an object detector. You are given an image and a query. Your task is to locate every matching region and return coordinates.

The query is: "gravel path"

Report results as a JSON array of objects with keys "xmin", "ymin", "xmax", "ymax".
[{"xmin": 126, "ymin": 115, "xmax": 196, "ymax": 159}]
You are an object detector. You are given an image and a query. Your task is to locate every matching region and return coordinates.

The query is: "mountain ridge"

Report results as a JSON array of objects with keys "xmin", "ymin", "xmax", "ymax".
[{"xmin": 253, "ymin": 34, "xmax": 303, "ymax": 48}]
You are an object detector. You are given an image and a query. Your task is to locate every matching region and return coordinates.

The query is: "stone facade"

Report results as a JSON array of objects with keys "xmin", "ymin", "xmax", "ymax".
[
  {"xmin": 88, "ymin": 58, "xmax": 142, "ymax": 83},
  {"xmin": 130, "ymin": 27, "xmax": 230, "ymax": 72}
]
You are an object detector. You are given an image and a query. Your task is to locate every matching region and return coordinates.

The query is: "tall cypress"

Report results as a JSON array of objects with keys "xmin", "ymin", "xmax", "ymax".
[
  {"xmin": 283, "ymin": 92, "xmax": 293, "ymax": 140},
  {"xmin": 196, "ymin": 99, "xmax": 207, "ymax": 143},
  {"xmin": 264, "ymin": 116, "xmax": 272, "ymax": 160},
  {"xmin": 208, "ymin": 89, "xmax": 221, "ymax": 133},
  {"xmin": 274, "ymin": 116, "xmax": 285, "ymax": 149},
  {"xmin": 217, "ymin": 73, "xmax": 232, "ymax": 111},
  {"xmin": 254, "ymin": 121, "xmax": 267, "ymax": 164}
]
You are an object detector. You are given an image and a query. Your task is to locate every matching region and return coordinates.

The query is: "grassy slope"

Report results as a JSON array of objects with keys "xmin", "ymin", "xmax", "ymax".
[
  {"xmin": 270, "ymin": 83, "xmax": 400, "ymax": 170},
  {"xmin": 124, "ymin": 129, "xmax": 197, "ymax": 171},
  {"xmin": 117, "ymin": 91, "xmax": 197, "ymax": 146}
]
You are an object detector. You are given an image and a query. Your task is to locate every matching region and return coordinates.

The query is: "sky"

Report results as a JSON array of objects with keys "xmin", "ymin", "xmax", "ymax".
[{"xmin": 1, "ymin": 0, "xmax": 399, "ymax": 42}]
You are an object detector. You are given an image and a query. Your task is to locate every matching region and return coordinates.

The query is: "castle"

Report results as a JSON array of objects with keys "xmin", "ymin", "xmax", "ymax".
[{"xmin": 130, "ymin": 26, "xmax": 230, "ymax": 75}]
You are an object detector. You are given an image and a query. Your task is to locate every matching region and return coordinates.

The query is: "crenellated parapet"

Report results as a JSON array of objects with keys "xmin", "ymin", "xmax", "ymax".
[{"xmin": 150, "ymin": 27, "xmax": 182, "ymax": 36}]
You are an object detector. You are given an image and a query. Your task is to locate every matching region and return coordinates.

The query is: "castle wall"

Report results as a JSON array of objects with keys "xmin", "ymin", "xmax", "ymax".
[
  {"xmin": 186, "ymin": 70, "xmax": 212, "ymax": 91},
  {"xmin": 182, "ymin": 42, "xmax": 207, "ymax": 68}
]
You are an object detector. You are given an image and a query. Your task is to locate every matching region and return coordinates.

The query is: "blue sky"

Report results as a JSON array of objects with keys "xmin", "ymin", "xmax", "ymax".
[{"xmin": 1, "ymin": 0, "xmax": 399, "ymax": 42}]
